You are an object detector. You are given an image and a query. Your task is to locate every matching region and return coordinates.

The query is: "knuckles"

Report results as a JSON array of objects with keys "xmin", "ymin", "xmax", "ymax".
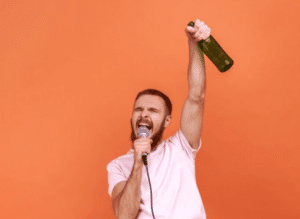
[
  {"xmin": 186, "ymin": 19, "xmax": 211, "ymax": 41},
  {"xmin": 134, "ymin": 138, "xmax": 152, "ymax": 146},
  {"xmin": 134, "ymin": 138, "xmax": 151, "ymax": 142}
]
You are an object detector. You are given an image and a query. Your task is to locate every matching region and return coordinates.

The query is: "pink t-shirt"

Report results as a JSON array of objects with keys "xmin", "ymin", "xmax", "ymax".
[{"xmin": 106, "ymin": 129, "xmax": 206, "ymax": 219}]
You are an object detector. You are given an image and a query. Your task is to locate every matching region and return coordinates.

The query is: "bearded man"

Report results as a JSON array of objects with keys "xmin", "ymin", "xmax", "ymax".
[{"xmin": 107, "ymin": 18, "xmax": 210, "ymax": 219}]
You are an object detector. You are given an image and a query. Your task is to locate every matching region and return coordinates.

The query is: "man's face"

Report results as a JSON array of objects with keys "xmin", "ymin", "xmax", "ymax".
[{"xmin": 130, "ymin": 94, "xmax": 170, "ymax": 149}]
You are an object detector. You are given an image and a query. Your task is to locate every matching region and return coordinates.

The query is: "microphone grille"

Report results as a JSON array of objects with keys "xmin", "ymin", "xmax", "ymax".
[{"xmin": 137, "ymin": 126, "xmax": 149, "ymax": 138}]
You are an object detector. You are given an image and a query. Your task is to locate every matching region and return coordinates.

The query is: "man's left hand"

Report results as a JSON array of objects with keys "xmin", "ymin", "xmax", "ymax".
[{"xmin": 185, "ymin": 18, "xmax": 211, "ymax": 45}]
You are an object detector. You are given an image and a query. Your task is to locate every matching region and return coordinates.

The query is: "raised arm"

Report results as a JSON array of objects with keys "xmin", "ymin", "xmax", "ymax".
[{"xmin": 180, "ymin": 19, "xmax": 211, "ymax": 150}]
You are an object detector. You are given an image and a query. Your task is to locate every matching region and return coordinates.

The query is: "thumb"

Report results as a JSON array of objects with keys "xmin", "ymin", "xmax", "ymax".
[{"xmin": 186, "ymin": 26, "xmax": 195, "ymax": 33}]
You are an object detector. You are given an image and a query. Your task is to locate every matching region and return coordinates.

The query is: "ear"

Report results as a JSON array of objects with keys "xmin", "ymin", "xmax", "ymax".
[{"xmin": 164, "ymin": 115, "xmax": 172, "ymax": 128}]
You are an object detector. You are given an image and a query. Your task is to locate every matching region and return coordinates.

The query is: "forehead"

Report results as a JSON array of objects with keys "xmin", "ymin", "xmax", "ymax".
[{"xmin": 134, "ymin": 94, "xmax": 165, "ymax": 109}]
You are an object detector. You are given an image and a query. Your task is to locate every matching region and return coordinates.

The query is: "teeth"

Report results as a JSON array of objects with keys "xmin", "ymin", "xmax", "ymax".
[{"xmin": 138, "ymin": 123, "xmax": 151, "ymax": 128}]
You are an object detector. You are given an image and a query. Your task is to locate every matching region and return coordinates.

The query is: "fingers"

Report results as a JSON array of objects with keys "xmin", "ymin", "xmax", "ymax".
[
  {"xmin": 134, "ymin": 138, "xmax": 152, "ymax": 154},
  {"xmin": 186, "ymin": 18, "xmax": 211, "ymax": 41},
  {"xmin": 135, "ymin": 138, "xmax": 152, "ymax": 144}
]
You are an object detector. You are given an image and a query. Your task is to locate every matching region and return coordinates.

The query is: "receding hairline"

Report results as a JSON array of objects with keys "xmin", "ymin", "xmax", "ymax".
[
  {"xmin": 134, "ymin": 89, "xmax": 172, "ymax": 115},
  {"xmin": 134, "ymin": 94, "xmax": 170, "ymax": 115}
]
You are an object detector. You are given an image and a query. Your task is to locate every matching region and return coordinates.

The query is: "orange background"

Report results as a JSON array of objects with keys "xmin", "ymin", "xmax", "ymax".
[{"xmin": 1, "ymin": 0, "xmax": 299, "ymax": 218}]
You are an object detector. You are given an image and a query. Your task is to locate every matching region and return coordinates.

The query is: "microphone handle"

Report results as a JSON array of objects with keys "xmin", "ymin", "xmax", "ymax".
[
  {"xmin": 142, "ymin": 153, "xmax": 148, "ymax": 165},
  {"xmin": 187, "ymin": 21, "xmax": 234, "ymax": 72}
]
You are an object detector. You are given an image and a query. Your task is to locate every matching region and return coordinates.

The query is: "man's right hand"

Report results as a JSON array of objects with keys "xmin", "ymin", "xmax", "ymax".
[
  {"xmin": 133, "ymin": 138, "xmax": 153, "ymax": 168},
  {"xmin": 113, "ymin": 138, "xmax": 151, "ymax": 218}
]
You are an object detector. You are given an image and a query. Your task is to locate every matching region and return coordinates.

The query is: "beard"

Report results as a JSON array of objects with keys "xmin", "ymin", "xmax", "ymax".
[{"xmin": 130, "ymin": 119, "xmax": 165, "ymax": 150}]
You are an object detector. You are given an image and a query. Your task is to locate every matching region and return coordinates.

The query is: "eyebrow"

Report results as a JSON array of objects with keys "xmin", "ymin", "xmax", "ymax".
[{"xmin": 134, "ymin": 107, "xmax": 160, "ymax": 112}]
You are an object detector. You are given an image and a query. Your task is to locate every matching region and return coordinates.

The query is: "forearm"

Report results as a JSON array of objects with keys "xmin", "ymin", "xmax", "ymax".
[
  {"xmin": 188, "ymin": 42, "xmax": 206, "ymax": 100},
  {"xmin": 116, "ymin": 165, "xmax": 143, "ymax": 219}
]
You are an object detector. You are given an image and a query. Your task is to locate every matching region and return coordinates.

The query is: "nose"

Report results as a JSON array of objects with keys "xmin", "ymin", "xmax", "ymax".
[{"xmin": 141, "ymin": 109, "xmax": 149, "ymax": 118}]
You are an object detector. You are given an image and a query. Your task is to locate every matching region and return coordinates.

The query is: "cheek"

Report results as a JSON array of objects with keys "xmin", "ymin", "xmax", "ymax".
[
  {"xmin": 131, "ymin": 113, "xmax": 138, "ymax": 122},
  {"xmin": 153, "ymin": 118, "xmax": 165, "ymax": 130},
  {"xmin": 131, "ymin": 117, "xmax": 136, "ymax": 128}
]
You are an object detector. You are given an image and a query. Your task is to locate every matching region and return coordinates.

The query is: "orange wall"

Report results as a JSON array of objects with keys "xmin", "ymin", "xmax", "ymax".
[{"xmin": 1, "ymin": 0, "xmax": 299, "ymax": 218}]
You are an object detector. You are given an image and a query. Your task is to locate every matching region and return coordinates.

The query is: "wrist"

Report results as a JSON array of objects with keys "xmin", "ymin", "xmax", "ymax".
[
  {"xmin": 133, "ymin": 162, "xmax": 143, "ymax": 172},
  {"xmin": 189, "ymin": 42, "xmax": 203, "ymax": 57},
  {"xmin": 188, "ymin": 40, "xmax": 198, "ymax": 48}
]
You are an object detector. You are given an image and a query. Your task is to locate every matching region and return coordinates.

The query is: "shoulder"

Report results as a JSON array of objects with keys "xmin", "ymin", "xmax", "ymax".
[
  {"xmin": 107, "ymin": 149, "xmax": 133, "ymax": 171},
  {"xmin": 107, "ymin": 151, "xmax": 134, "ymax": 197},
  {"xmin": 165, "ymin": 129, "xmax": 202, "ymax": 159},
  {"xmin": 167, "ymin": 129, "xmax": 193, "ymax": 145}
]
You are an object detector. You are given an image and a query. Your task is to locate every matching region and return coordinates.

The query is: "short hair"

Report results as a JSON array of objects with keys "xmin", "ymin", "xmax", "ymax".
[{"xmin": 134, "ymin": 89, "xmax": 172, "ymax": 115}]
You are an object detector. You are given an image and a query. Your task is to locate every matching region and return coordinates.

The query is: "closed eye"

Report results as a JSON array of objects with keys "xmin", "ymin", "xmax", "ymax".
[
  {"xmin": 149, "ymin": 108, "xmax": 159, "ymax": 113},
  {"xmin": 134, "ymin": 107, "xmax": 160, "ymax": 113}
]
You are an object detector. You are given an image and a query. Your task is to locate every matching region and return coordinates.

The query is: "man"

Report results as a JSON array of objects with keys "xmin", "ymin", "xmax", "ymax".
[{"xmin": 107, "ymin": 18, "xmax": 210, "ymax": 219}]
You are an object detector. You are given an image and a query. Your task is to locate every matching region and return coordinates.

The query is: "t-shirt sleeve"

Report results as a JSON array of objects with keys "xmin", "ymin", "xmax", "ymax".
[
  {"xmin": 169, "ymin": 129, "xmax": 202, "ymax": 160},
  {"xmin": 106, "ymin": 159, "xmax": 128, "ymax": 197}
]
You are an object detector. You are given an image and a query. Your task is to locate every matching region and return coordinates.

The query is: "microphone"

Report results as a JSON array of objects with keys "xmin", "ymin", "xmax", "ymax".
[
  {"xmin": 187, "ymin": 21, "xmax": 234, "ymax": 72},
  {"xmin": 137, "ymin": 126, "xmax": 156, "ymax": 219},
  {"xmin": 137, "ymin": 126, "xmax": 150, "ymax": 165}
]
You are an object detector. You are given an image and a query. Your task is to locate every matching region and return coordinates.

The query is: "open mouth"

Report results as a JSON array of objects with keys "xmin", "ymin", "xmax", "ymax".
[{"xmin": 137, "ymin": 122, "xmax": 152, "ymax": 131}]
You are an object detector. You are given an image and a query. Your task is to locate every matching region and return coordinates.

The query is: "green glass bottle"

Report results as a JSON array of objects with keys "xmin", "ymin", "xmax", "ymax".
[{"xmin": 188, "ymin": 21, "xmax": 234, "ymax": 72}]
